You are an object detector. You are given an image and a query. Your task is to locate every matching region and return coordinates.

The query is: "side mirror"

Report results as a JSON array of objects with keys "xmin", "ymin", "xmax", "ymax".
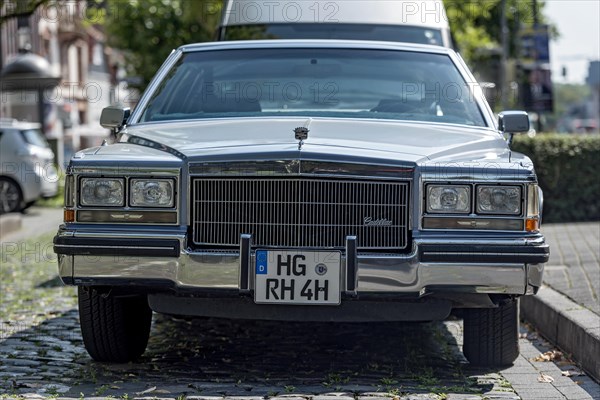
[
  {"xmin": 100, "ymin": 106, "xmax": 130, "ymax": 130},
  {"xmin": 498, "ymin": 111, "xmax": 530, "ymax": 134}
]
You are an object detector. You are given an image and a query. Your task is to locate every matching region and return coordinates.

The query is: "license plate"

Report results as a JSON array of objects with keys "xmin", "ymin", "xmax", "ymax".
[{"xmin": 254, "ymin": 250, "xmax": 341, "ymax": 305}]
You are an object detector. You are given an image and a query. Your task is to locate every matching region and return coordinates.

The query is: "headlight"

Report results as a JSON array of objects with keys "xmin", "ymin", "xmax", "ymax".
[
  {"xmin": 80, "ymin": 178, "xmax": 125, "ymax": 206},
  {"xmin": 130, "ymin": 179, "xmax": 174, "ymax": 207},
  {"xmin": 476, "ymin": 185, "xmax": 521, "ymax": 215},
  {"xmin": 426, "ymin": 185, "xmax": 470, "ymax": 213}
]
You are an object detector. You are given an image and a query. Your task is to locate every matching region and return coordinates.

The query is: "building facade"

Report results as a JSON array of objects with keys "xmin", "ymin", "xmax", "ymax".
[{"xmin": 1, "ymin": 1, "xmax": 130, "ymax": 166}]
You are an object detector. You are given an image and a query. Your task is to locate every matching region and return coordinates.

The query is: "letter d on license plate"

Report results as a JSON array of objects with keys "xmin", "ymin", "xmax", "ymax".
[{"xmin": 254, "ymin": 250, "xmax": 341, "ymax": 305}]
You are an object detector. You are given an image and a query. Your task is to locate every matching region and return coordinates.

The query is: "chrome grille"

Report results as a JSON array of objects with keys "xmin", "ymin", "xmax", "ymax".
[{"xmin": 192, "ymin": 178, "xmax": 410, "ymax": 250}]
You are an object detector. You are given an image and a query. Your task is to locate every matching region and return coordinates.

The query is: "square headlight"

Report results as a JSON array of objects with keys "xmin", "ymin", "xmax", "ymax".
[
  {"xmin": 426, "ymin": 184, "xmax": 471, "ymax": 214},
  {"xmin": 130, "ymin": 179, "xmax": 175, "ymax": 208},
  {"xmin": 476, "ymin": 185, "xmax": 522, "ymax": 215},
  {"xmin": 80, "ymin": 178, "xmax": 125, "ymax": 207}
]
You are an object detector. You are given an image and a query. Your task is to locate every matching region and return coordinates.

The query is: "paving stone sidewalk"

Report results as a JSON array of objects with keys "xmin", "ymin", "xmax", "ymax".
[
  {"xmin": 2, "ymin": 311, "xmax": 599, "ymax": 400},
  {"xmin": 541, "ymin": 222, "xmax": 600, "ymax": 315}
]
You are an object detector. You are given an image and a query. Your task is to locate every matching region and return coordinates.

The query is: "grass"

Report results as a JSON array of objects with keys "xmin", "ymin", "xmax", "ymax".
[
  {"xmin": 283, "ymin": 385, "xmax": 296, "ymax": 393},
  {"xmin": 322, "ymin": 372, "xmax": 351, "ymax": 388},
  {"xmin": 0, "ymin": 232, "xmax": 77, "ymax": 324},
  {"xmin": 94, "ymin": 384, "xmax": 110, "ymax": 396},
  {"xmin": 35, "ymin": 168, "xmax": 65, "ymax": 208},
  {"xmin": 380, "ymin": 377, "xmax": 398, "ymax": 386},
  {"xmin": 46, "ymin": 386, "xmax": 60, "ymax": 397}
]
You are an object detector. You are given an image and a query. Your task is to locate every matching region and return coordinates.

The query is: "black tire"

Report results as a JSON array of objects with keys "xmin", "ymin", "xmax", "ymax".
[
  {"xmin": 78, "ymin": 287, "xmax": 152, "ymax": 362},
  {"xmin": 463, "ymin": 299, "xmax": 519, "ymax": 367},
  {"xmin": 0, "ymin": 177, "xmax": 23, "ymax": 214},
  {"xmin": 23, "ymin": 200, "xmax": 36, "ymax": 211}
]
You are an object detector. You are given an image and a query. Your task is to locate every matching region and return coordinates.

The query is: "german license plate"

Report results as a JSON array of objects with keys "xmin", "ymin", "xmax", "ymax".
[{"xmin": 254, "ymin": 250, "xmax": 341, "ymax": 305}]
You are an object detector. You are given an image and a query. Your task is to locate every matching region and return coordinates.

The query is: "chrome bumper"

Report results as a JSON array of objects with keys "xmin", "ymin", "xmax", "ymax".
[{"xmin": 55, "ymin": 226, "xmax": 548, "ymax": 296}]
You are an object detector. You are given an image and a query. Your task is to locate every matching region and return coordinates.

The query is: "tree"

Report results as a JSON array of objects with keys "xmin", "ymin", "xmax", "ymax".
[
  {"xmin": 95, "ymin": 0, "xmax": 221, "ymax": 92},
  {"xmin": 552, "ymin": 83, "xmax": 591, "ymax": 117},
  {"xmin": 445, "ymin": 1, "xmax": 557, "ymax": 63}
]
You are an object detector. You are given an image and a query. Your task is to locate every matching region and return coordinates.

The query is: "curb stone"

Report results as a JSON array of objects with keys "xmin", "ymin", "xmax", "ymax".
[
  {"xmin": 0, "ymin": 212, "xmax": 22, "ymax": 239},
  {"xmin": 521, "ymin": 285, "xmax": 600, "ymax": 383}
]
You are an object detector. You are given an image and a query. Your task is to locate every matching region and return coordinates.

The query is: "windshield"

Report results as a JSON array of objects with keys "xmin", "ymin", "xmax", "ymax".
[
  {"xmin": 20, "ymin": 129, "xmax": 49, "ymax": 148},
  {"xmin": 222, "ymin": 23, "xmax": 445, "ymax": 47},
  {"xmin": 140, "ymin": 48, "xmax": 486, "ymax": 127}
]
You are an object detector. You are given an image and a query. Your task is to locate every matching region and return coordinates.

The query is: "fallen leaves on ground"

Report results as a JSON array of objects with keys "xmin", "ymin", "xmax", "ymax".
[
  {"xmin": 519, "ymin": 332, "xmax": 538, "ymax": 340},
  {"xmin": 532, "ymin": 350, "xmax": 562, "ymax": 362},
  {"xmin": 137, "ymin": 386, "xmax": 157, "ymax": 395},
  {"xmin": 561, "ymin": 370, "xmax": 585, "ymax": 377},
  {"xmin": 538, "ymin": 374, "xmax": 555, "ymax": 383}
]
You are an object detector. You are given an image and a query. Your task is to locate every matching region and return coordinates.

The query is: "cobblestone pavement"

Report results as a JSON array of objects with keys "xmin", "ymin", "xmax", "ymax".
[
  {"xmin": 541, "ymin": 222, "xmax": 600, "ymax": 315},
  {"xmin": 1, "ymin": 230, "xmax": 599, "ymax": 400}
]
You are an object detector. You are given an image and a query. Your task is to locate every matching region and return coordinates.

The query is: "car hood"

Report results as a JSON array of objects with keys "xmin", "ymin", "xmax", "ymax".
[{"xmin": 121, "ymin": 117, "xmax": 509, "ymax": 165}]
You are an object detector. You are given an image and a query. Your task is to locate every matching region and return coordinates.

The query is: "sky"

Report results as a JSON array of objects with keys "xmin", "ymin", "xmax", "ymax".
[{"xmin": 544, "ymin": 0, "xmax": 600, "ymax": 84}]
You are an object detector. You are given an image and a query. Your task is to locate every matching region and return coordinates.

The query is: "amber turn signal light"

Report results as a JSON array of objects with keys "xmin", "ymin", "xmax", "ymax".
[
  {"xmin": 525, "ymin": 218, "xmax": 539, "ymax": 232},
  {"xmin": 64, "ymin": 209, "xmax": 75, "ymax": 222}
]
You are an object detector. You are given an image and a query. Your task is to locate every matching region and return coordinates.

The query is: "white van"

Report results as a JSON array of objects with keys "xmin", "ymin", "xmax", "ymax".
[{"xmin": 218, "ymin": 0, "xmax": 453, "ymax": 48}]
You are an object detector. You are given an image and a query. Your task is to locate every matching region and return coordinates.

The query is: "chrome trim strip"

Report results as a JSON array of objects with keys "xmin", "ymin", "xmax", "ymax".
[
  {"xmin": 420, "ymin": 173, "xmax": 536, "ymax": 182},
  {"xmin": 421, "ymin": 252, "xmax": 546, "ymax": 257},
  {"xmin": 414, "ymin": 237, "xmax": 546, "ymax": 247},
  {"xmin": 57, "ymin": 230, "xmax": 186, "ymax": 240},
  {"xmin": 189, "ymin": 159, "xmax": 414, "ymax": 180},
  {"xmin": 70, "ymin": 167, "xmax": 181, "ymax": 175},
  {"xmin": 74, "ymin": 212, "xmax": 179, "ymax": 226},
  {"xmin": 54, "ymin": 244, "xmax": 175, "ymax": 250}
]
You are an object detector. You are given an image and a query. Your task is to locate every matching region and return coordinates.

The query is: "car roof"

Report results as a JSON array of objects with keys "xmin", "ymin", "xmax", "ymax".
[
  {"xmin": 0, "ymin": 118, "xmax": 41, "ymax": 130},
  {"xmin": 179, "ymin": 39, "xmax": 454, "ymax": 55},
  {"xmin": 221, "ymin": 0, "xmax": 450, "ymax": 29}
]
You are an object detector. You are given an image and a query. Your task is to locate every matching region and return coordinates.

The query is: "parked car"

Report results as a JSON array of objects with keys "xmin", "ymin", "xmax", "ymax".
[
  {"xmin": 218, "ymin": 0, "xmax": 453, "ymax": 47},
  {"xmin": 0, "ymin": 119, "xmax": 59, "ymax": 214},
  {"xmin": 54, "ymin": 40, "xmax": 548, "ymax": 366}
]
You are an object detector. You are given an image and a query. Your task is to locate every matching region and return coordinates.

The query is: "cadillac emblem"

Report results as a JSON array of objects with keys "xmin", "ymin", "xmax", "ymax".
[
  {"xmin": 294, "ymin": 126, "xmax": 309, "ymax": 140},
  {"xmin": 294, "ymin": 126, "xmax": 309, "ymax": 150}
]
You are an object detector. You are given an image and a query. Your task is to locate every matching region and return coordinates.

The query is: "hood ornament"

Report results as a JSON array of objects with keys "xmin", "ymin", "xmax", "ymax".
[{"xmin": 294, "ymin": 126, "xmax": 309, "ymax": 150}]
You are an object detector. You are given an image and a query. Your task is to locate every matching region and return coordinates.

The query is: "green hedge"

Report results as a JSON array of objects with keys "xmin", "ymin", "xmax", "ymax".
[{"xmin": 512, "ymin": 134, "xmax": 600, "ymax": 223}]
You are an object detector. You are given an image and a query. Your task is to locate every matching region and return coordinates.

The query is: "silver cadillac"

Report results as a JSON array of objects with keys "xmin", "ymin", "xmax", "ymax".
[{"xmin": 54, "ymin": 40, "xmax": 549, "ymax": 366}]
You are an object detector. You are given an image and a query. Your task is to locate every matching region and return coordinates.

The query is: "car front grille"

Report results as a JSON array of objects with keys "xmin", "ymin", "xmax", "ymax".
[{"xmin": 191, "ymin": 178, "xmax": 410, "ymax": 250}]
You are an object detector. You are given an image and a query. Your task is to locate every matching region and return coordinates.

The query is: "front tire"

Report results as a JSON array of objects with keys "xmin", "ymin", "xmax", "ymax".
[
  {"xmin": 78, "ymin": 287, "xmax": 152, "ymax": 362},
  {"xmin": 463, "ymin": 299, "xmax": 519, "ymax": 367}
]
